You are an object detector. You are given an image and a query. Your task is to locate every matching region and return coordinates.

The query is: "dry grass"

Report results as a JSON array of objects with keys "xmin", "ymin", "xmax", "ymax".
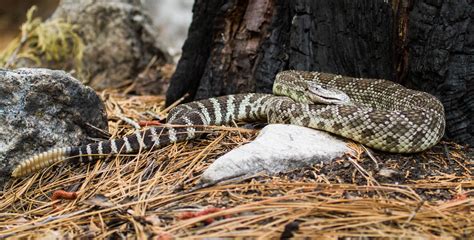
[{"xmin": 0, "ymin": 90, "xmax": 472, "ymax": 239}]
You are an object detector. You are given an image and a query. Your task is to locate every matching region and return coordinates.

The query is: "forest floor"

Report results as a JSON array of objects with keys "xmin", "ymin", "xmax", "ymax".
[{"xmin": 0, "ymin": 90, "xmax": 472, "ymax": 239}]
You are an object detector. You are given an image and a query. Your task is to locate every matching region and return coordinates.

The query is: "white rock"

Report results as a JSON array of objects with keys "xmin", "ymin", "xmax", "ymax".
[{"xmin": 201, "ymin": 124, "xmax": 352, "ymax": 183}]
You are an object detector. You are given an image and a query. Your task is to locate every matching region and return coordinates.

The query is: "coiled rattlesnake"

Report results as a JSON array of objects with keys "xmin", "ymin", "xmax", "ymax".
[{"xmin": 12, "ymin": 70, "xmax": 445, "ymax": 177}]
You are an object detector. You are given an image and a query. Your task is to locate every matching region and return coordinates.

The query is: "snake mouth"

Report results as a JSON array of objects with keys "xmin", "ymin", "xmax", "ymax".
[
  {"xmin": 323, "ymin": 96, "xmax": 345, "ymax": 101},
  {"xmin": 307, "ymin": 83, "xmax": 351, "ymax": 105}
]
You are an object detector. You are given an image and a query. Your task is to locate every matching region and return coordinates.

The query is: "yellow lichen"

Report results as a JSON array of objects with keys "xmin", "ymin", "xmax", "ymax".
[{"xmin": 0, "ymin": 6, "xmax": 85, "ymax": 81}]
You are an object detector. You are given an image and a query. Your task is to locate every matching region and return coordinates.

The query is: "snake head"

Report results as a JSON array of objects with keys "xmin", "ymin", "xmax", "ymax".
[{"xmin": 306, "ymin": 82, "xmax": 351, "ymax": 105}]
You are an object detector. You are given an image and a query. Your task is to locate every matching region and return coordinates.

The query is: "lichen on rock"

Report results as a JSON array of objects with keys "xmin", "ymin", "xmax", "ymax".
[{"xmin": 0, "ymin": 68, "xmax": 108, "ymax": 187}]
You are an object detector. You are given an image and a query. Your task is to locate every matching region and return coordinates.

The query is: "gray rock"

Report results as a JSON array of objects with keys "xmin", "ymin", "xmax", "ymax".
[
  {"xmin": 201, "ymin": 124, "xmax": 351, "ymax": 184},
  {"xmin": 0, "ymin": 68, "xmax": 108, "ymax": 186},
  {"xmin": 50, "ymin": 0, "xmax": 172, "ymax": 94}
]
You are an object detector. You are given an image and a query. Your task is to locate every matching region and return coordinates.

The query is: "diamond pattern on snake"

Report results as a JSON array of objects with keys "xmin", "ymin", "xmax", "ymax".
[{"xmin": 12, "ymin": 70, "xmax": 445, "ymax": 177}]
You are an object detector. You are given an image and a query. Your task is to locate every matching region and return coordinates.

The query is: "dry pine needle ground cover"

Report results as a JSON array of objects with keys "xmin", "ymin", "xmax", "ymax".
[{"xmin": 0, "ymin": 90, "xmax": 472, "ymax": 239}]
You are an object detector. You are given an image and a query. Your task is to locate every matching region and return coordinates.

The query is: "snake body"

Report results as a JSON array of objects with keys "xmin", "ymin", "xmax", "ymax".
[{"xmin": 12, "ymin": 71, "xmax": 445, "ymax": 177}]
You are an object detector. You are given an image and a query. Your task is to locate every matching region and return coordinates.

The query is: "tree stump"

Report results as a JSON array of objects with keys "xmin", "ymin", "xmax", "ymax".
[
  {"xmin": 405, "ymin": 0, "xmax": 473, "ymax": 146},
  {"xmin": 167, "ymin": 0, "xmax": 473, "ymax": 146},
  {"xmin": 167, "ymin": 0, "xmax": 394, "ymax": 104}
]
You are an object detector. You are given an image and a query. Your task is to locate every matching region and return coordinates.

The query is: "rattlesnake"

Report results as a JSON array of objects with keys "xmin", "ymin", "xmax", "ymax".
[{"xmin": 12, "ymin": 70, "xmax": 445, "ymax": 177}]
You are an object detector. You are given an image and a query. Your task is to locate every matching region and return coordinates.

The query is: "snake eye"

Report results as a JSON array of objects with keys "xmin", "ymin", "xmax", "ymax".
[{"xmin": 308, "ymin": 82, "xmax": 326, "ymax": 93}]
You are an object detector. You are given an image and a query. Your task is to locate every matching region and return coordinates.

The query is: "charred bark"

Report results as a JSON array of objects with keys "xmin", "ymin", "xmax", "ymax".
[
  {"xmin": 405, "ymin": 0, "xmax": 473, "ymax": 146},
  {"xmin": 167, "ymin": 0, "xmax": 473, "ymax": 146},
  {"xmin": 167, "ymin": 0, "xmax": 395, "ymax": 105}
]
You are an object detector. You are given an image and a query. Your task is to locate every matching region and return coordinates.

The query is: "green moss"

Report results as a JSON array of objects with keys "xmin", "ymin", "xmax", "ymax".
[{"xmin": 0, "ymin": 6, "xmax": 85, "ymax": 81}]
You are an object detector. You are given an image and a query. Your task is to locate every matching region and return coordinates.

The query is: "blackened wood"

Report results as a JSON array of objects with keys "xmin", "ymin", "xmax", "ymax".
[
  {"xmin": 392, "ymin": 0, "xmax": 414, "ymax": 83},
  {"xmin": 406, "ymin": 0, "xmax": 473, "ymax": 146},
  {"xmin": 167, "ymin": 0, "xmax": 395, "ymax": 105},
  {"xmin": 166, "ymin": 0, "xmax": 228, "ymax": 106},
  {"xmin": 167, "ymin": 0, "xmax": 473, "ymax": 146}
]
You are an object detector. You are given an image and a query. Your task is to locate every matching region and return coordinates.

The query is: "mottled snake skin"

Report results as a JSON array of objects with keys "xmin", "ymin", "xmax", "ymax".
[{"xmin": 12, "ymin": 71, "xmax": 445, "ymax": 177}]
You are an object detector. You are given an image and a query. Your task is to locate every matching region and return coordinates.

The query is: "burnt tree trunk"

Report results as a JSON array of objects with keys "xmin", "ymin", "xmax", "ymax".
[
  {"xmin": 405, "ymin": 0, "xmax": 473, "ymax": 146},
  {"xmin": 167, "ymin": 0, "xmax": 473, "ymax": 146}
]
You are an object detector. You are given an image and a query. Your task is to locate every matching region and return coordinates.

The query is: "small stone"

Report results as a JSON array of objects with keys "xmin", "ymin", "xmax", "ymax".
[
  {"xmin": 377, "ymin": 168, "xmax": 400, "ymax": 178},
  {"xmin": 201, "ymin": 124, "xmax": 352, "ymax": 184}
]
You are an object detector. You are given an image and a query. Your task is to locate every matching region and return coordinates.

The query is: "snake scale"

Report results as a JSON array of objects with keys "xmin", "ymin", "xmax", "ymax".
[{"xmin": 12, "ymin": 70, "xmax": 445, "ymax": 177}]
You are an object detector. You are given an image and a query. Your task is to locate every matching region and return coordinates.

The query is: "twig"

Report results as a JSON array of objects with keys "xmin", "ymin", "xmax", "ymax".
[
  {"xmin": 362, "ymin": 145, "xmax": 379, "ymax": 170},
  {"xmin": 160, "ymin": 93, "xmax": 190, "ymax": 115},
  {"xmin": 145, "ymin": 110, "xmax": 165, "ymax": 121},
  {"xmin": 403, "ymin": 200, "xmax": 425, "ymax": 226},
  {"xmin": 116, "ymin": 113, "xmax": 141, "ymax": 129}
]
